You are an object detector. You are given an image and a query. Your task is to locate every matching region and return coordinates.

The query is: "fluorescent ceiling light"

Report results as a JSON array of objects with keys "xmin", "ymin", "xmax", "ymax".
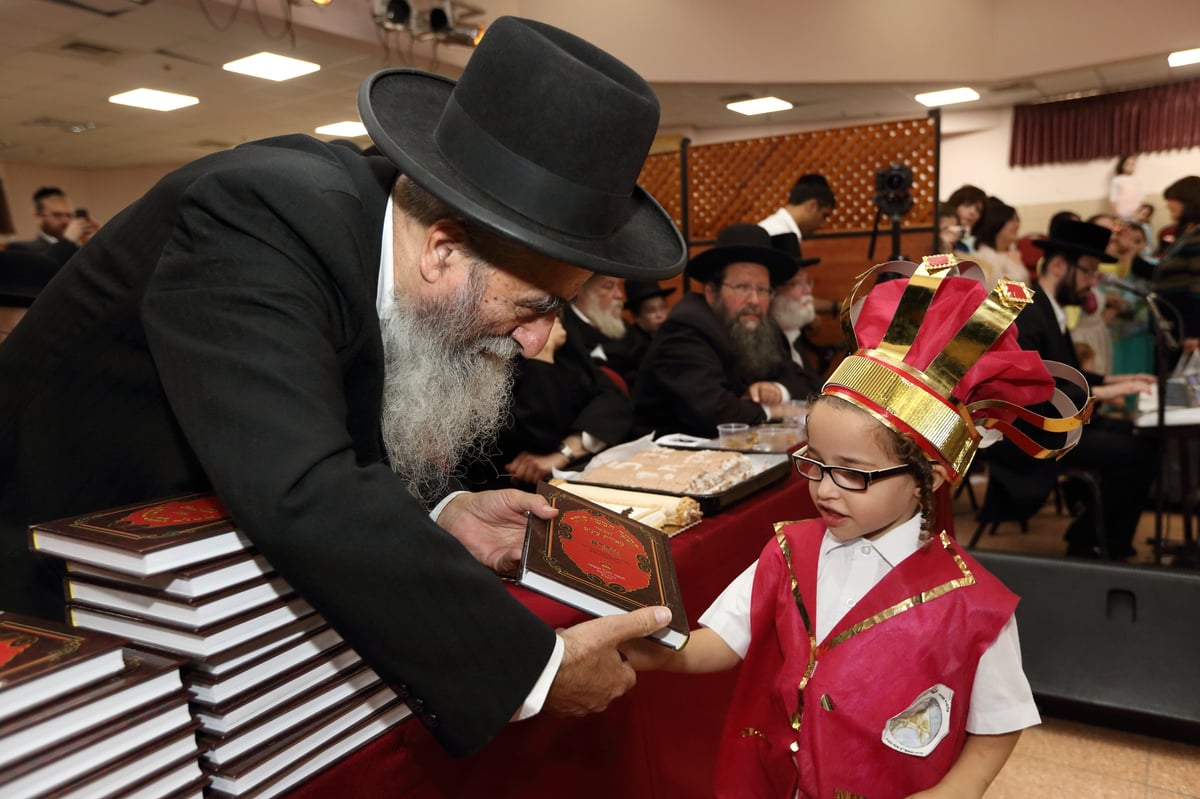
[
  {"xmin": 726, "ymin": 96, "xmax": 794, "ymax": 116},
  {"xmin": 108, "ymin": 89, "xmax": 199, "ymax": 111},
  {"xmin": 914, "ymin": 87, "xmax": 980, "ymax": 107},
  {"xmin": 223, "ymin": 52, "xmax": 321, "ymax": 82},
  {"xmin": 1168, "ymin": 48, "xmax": 1200, "ymax": 68},
  {"xmin": 316, "ymin": 121, "xmax": 368, "ymax": 138}
]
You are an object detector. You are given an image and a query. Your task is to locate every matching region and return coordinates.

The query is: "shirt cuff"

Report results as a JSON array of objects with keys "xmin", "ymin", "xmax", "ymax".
[
  {"xmin": 429, "ymin": 490, "xmax": 467, "ymax": 522},
  {"xmin": 581, "ymin": 432, "xmax": 607, "ymax": 454},
  {"xmin": 775, "ymin": 382, "xmax": 791, "ymax": 402},
  {"xmin": 515, "ymin": 634, "xmax": 565, "ymax": 720}
]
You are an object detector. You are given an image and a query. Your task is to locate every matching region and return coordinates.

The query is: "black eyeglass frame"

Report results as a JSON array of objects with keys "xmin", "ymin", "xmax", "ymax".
[{"xmin": 790, "ymin": 451, "xmax": 915, "ymax": 492}]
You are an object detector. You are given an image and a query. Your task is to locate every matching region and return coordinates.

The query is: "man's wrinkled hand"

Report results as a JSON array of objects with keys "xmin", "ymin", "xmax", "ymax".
[
  {"xmin": 747, "ymin": 381, "xmax": 783, "ymax": 406},
  {"xmin": 436, "ymin": 489, "xmax": 557, "ymax": 574},
  {"xmin": 545, "ymin": 606, "xmax": 672, "ymax": 716},
  {"xmin": 505, "ymin": 451, "xmax": 563, "ymax": 485}
]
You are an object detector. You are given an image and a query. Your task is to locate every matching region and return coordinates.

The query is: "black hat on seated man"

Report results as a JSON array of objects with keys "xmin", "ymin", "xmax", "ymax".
[
  {"xmin": 624, "ymin": 280, "xmax": 676, "ymax": 312},
  {"xmin": 357, "ymin": 16, "xmax": 686, "ymax": 280},
  {"xmin": 770, "ymin": 232, "xmax": 821, "ymax": 268},
  {"xmin": 686, "ymin": 223, "xmax": 799, "ymax": 286},
  {"xmin": 1031, "ymin": 218, "xmax": 1118, "ymax": 263},
  {"xmin": 0, "ymin": 250, "xmax": 57, "ymax": 307}
]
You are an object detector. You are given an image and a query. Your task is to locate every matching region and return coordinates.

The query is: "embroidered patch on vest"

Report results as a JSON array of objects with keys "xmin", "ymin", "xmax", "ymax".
[{"xmin": 881, "ymin": 683, "xmax": 953, "ymax": 757}]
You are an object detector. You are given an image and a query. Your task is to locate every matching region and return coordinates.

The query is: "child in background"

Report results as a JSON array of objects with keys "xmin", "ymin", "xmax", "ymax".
[
  {"xmin": 1109, "ymin": 155, "xmax": 1143, "ymax": 222},
  {"xmin": 622, "ymin": 255, "xmax": 1090, "ymax": 799}
]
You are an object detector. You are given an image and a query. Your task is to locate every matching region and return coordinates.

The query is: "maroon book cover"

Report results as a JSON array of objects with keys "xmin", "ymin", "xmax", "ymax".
[
  {"xmin": 0, "ymin": 612, "xmax": 128, "ymax": 721},
  {"xmin": 0, "ymin": 647, "xmax": 184, "ymax": 763},
  {"xmin": 30, "ymin": 493, "xmax": 249, "ymax": 575},
  {"xmin": 518, "ymin": 482, "xmax": 689, "ymax": 649}
]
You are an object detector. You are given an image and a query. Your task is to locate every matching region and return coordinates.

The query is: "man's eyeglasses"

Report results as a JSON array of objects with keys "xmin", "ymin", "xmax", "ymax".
[
  {"xmin": 720, "ymin": 282, "xmax": 774, "ymax": 299},
  {"xmin": 791, "ymin": 450, "xmax": 915, "ymax": 491}
]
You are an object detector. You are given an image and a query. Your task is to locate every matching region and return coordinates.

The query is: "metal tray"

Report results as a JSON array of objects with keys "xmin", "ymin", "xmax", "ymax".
[{"xmin": 565, "ymin": 451, "xmax": 791, "ymax": 515}]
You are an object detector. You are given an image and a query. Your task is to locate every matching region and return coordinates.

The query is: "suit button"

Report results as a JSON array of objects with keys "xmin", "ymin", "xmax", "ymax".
[
  {"xmin": 422, "ymin": 712, "xmax": 440, "ymax": 729},
  {"xmin": 409, "ymin": 698, "xmax": 424, "ymax": 713},
  {"xmin": 396, "ymin": 683, "xmax": 411, "ymax": 700}
]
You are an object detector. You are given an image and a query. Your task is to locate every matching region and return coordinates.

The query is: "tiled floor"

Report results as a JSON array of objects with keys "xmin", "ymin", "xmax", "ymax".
[{"xmin": 949, "ymin": 478, "xmax": 1200, "ymax": 797}]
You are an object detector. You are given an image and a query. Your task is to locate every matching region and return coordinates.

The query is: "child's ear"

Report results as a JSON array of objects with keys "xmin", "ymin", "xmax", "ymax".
[{"xmin": 929, "ymin": 463, "xmax": 949, "ymax": 493}]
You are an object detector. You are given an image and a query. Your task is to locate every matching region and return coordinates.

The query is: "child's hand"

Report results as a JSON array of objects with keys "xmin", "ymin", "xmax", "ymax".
[{"xmin": 617, "ymin": 636, "xmax": 677, "ymax": 671}]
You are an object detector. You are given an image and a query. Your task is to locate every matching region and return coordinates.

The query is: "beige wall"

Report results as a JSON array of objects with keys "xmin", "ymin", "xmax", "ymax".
[{"xmin": 0, "ymin": 161, "xmax": 183, "ymax": 241}]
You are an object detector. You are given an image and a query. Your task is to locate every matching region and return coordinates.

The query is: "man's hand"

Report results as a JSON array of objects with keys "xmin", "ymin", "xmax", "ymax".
[
  {"xmin": 1093, "ymin": 373, "xmax": 1155, "ymax": 402},
  {"xmin": 435, "ymin": 489, "xmax": 558, "ymax": 574},
  {"xmin": 505, "ymin": 451, "xmax": 566, "ymax": 484},
  {"xmin": 545, "ymin": 606, "xmax": 672, "ymax": 716},
  {"xmin": 63, "ymin": 216, "xmax": 98, "ymax": 245},
  {"xmin": 747, "ymin": 381, "xmax": 783, "ymax": 406}
]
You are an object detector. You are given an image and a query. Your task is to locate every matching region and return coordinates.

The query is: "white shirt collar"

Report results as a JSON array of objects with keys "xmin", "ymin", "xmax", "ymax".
[
  {"xmin": 820, "ymin": 512, "xmax": 923, "ymax": 568},
  {"xmin": 376, "ymin": 196, "xmax": 395, "ymax": 319}
]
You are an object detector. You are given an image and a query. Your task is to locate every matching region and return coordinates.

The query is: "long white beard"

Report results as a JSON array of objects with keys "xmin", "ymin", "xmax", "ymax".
[
  {"xmin": 379, "ymin": 271, "xmax": 520, "ymax": 505},
  {"xmin": 771, "ymin": 294, "xmax": 816, "ymax": 331},
  {"xmin": 576, "ymin": 294, "xmax": 627, "ymax": 340}
]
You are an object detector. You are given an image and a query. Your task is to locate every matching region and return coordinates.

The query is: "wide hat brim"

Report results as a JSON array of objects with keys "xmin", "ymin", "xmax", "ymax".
[
  {"xmin": 624, "ymin": 283, "xmax": 676, "ymax": 309},
  {"xmin": 359, "ymin": 69, "xmax": 687, "ymax": 280},
  {"xmin": 686, "ymin": 244, "xmax": 799, "ymax": 285}
]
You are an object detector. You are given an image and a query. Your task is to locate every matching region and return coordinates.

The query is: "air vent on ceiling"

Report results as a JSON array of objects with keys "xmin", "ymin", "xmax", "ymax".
[{"xmin": 23, "ymin": 117, "xmax": 100, "ymax": 134}]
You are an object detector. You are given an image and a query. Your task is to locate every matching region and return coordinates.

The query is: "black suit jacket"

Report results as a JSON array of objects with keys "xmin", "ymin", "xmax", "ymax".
[
  {"xmin": 0, "ymin": 135, "xmax": 553, "ymax": 756},
  {"xmin": 6, "ymin": 234, "xmax": 79, "ymax": 267},
  {"xmin": 633, "ymin": 292, "xmax": 822, "ymax": 436}
]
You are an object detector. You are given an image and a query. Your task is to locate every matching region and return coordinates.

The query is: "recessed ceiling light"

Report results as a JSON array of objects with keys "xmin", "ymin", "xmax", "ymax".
[
  {"xmin": 726, "ymin": 96, "xmax": 794, "ymax": 116},
  {"xmin": 223, "ymin": 52, "xmax": 321, "ymax": 82},
  {"xmin": 315, "ymin": 121, "xmax": 368, "ymax": 138},
  {"xmin": 1168, "ymin": 48, "xmax": 1200, "ymax": 68},
  {"xmin": 914, "ymin": 87, "xmax": 980, "ymax": 107},
  {"xmin": 108, "ymin": 89, "xmax": 199, "ymax": 111}
]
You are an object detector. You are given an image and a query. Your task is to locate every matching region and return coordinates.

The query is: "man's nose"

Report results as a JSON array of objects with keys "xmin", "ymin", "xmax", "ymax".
[{"xmin": 512, "ymin": 313, "xmax": 556, "ymax": 358}]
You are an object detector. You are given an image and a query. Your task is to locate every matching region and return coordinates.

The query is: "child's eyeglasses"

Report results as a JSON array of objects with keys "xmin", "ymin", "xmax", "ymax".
[{"xmin": 791, "ymin": 451, "xmax": 915, "ymax": 491}]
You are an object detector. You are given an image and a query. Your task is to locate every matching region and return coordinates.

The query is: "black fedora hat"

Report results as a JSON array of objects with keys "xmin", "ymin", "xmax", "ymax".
[
  {"xmin": 624, "ymin": 280, "xmax": 676, "ymax": 311},
  {"xmin": 358, "ymin": 17, "xmax": 686, "ymax": 280},
  {"xmin": 0, "ymin": 250, "xmax": 57, "ymax": 307},
  {"xmin": 769, "ymin": 232, "xmax": 821, "ymax": 268},
  {"xmin": 1032, "ymin": 218, "xmax": 1117, "ymax": 263},
  {"xmin": 686, "ymin": 224, "xmax": 799, "ymax": 286}
]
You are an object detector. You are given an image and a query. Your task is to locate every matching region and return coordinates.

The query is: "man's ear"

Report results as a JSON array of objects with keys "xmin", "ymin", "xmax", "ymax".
[
  {"xmin": 703, "ymin": 281, "xmax": 719, "ymax": 307},
  {"xmin": 417, "ymin": 220, "xmax": 466, "ymax": 285}
]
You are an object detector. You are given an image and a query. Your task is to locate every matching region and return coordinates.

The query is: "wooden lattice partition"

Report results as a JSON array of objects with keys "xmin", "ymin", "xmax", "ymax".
[{"xmin": 639, "ymin": 116, "xmax": 937, "ymax": 242}]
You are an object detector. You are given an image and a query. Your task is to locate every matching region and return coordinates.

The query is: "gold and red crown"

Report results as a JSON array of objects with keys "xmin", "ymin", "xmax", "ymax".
[{"xmin": 823, "ymin": 254, "xmax": 1092, "ymax": 485}]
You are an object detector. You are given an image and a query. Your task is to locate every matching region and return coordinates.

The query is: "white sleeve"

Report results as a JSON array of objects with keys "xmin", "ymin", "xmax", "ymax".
[
  {"xmin": 965, "ymin": 614, "xmax": 1041, "ymax": 734},
  {"xmin": 698, "ymin": 560, "xmax": 758, "ymax": 659},
  {"xmin": 514, "ymin": 634, "xmax": 564, "ymax": 720}
]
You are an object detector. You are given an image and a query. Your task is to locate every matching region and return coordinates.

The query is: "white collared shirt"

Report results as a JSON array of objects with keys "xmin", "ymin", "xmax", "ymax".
[
  {"xmin": 700, "ymin": 515, "xmax": 1039, "ymax": 734},
  {"xmin": 377, "ymin": 197, "xmax": 563, "ymax": 720},
  {"xmin": 759, "ymin": 207, "xmax": 803, "ymax": 240}
]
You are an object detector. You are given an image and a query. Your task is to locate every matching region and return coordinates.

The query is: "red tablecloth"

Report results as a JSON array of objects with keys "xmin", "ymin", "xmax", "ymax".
[
  {"xmin": 284, "ymin": 473, "xmax": 811, "ymax": 799},
  {"xmin": 284, "ymin": 477, "xmax": 958, "ymax": 798}
]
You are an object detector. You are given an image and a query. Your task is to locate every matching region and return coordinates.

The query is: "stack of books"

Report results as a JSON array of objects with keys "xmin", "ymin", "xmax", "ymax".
[
  {"xmin": 0, "ymin": 611, "xmax": 203, "ymax": 798},
  {"xmin": 29, "ymin": 494, "xmax": 412, "ymax": 799}
]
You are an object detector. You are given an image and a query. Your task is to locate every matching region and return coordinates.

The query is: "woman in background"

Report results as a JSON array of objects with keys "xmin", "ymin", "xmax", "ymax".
[
  {"xmin": 1109, "ymin": 155, "xmax": 1144, "ymax": 222},
  {"xmin": 1154, "ymin": 176, "xmax": 1200, "ymax": 361}
]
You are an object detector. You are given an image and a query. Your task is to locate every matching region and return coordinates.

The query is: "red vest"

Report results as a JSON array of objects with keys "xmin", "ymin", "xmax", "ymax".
[{"xmin": 714, "ymin": 520, "xmax": 1017, "ymax": 799}]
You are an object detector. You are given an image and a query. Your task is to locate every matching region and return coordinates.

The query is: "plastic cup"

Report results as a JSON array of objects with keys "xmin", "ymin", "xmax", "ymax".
[{"xmin": 717, "ymin": 422, "xmax": 754, "ymax": 450}]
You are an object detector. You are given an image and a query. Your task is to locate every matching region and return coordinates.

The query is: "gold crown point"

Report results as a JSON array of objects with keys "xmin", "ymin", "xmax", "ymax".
[
  {"xmin": 921, "ymin": 253, "xmax": 957, "ymax": 273},
  {"xmin": 995, "ymin": 280, "xmax": 1034, "ymax": 308}
]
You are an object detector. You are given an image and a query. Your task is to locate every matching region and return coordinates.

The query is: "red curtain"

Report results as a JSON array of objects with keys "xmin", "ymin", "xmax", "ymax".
[{"xmin": 1009, "ymin": 78, "xmax": 1200, "ymax": 166}]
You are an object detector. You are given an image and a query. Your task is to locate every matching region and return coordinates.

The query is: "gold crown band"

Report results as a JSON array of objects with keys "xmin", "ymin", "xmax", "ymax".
[{"xmin": 824, "ymin": 353, "xmax": 979, "ymax": 480}]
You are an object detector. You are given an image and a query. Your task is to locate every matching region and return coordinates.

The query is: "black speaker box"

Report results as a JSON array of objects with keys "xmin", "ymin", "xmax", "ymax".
[{"xmin": 973, "ymin": 551, "xmax": 1200, "ymax": 738}]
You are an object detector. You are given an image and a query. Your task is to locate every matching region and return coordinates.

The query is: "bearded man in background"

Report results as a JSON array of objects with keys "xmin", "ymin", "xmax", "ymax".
[{"xmin": 633, "ymin": 224, "xmax": 822, "ymax": 437}]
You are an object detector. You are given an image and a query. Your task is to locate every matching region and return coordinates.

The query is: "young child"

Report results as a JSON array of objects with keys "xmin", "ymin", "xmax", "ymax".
[{"xmin": 623, "ymin": 255, "xmax": 1091, "ymax": 799}]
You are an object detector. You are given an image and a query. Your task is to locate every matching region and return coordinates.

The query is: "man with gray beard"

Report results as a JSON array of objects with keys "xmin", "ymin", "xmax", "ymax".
[
  {"xmin": 633, "ymin": 224, "xmax": 822, "ymax": 437},
  {"xmin": 0, "ymin": 18, "xmax": 687, "ymax": 759},
  {"xmin": 768, "ymin": 233, "xmax": 843, "ymax": 375},
  {"xmin": 561, "ymin": 273, "xmax": 648, "ymax": 389}
]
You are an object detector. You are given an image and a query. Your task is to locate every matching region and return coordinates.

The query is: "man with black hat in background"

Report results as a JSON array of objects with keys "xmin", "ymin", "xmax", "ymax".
[
  {"xmin": 634, "ymin": 224, "xmax": 823, "ymax": 438},
  {"xmin": 624, "ymin": 279, "xmax": 675, "ymax": 344},
  {"xmin": 996, "ymin": 218, "xmax": 1157, "ymax": 558},
  {"xmin": 0, "ymin": 17, "xmax": 685, "ymax": 758},
  {"xmin": 768, "ymin": 232, "xmax": 841, "ymax": 375}
]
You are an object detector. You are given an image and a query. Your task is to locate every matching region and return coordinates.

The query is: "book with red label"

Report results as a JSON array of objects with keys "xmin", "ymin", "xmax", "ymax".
[
  {"xmin": 0, "ymin": 611, "xmax": 128, "ymax": 722},
  {"xmin": 518, "ymin": 482, "xmax": 689, "ymax": 649},
  {"xmin": 30, "ymin": 493, "xmax": 251, "ymax": 576},
  {"xmin": 0, "ymin": 646, "xmax": 184, "ymax": 769}
]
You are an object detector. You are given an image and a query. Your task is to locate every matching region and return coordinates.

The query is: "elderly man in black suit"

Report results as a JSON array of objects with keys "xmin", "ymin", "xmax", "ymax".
[
  {"xmin": 0, "ymin": 18, "xmax": 686, "ymax": 758},
  {"xmin": 634, "ymin": 224, "xmax": 823, "ymax": 437},
  {"xmin": 995, "ymin": 219, "xmax": 1157, "ymax": 558}
]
